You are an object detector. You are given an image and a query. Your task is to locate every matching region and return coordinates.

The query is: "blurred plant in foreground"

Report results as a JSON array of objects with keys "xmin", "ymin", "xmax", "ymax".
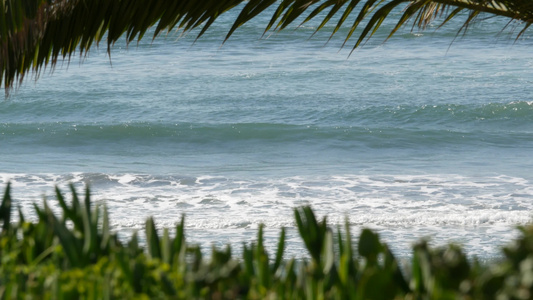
[{"xmin": 0, "ymin": 183, "xmax": 531, "ymax": 299}]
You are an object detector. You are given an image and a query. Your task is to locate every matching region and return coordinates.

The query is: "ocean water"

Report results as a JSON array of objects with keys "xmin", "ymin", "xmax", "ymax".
[{"xmin": 1, "ymin": 7, "xmax": 532, "ymax": 259}]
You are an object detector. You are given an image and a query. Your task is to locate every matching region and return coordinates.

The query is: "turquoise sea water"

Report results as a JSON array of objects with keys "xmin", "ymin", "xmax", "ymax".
[{"xmin": 1, "ymin": 8, "xmax": 532, "ymax": 258}]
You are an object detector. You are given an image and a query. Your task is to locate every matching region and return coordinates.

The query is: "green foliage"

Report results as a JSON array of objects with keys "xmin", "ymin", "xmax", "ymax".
[{"xmin": 0, "ymin": 184, "xmax": 532, "ymax": 298}]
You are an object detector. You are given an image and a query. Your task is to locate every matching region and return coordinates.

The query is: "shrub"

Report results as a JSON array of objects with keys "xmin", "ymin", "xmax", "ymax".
[{"xmin": 0, "ymin": 183, "xmax": 531, "ymax": 299}]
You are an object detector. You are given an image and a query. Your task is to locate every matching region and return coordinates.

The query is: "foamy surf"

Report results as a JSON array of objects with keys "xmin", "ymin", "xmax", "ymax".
[
  {"xmin": 1, "ymin": 12, "xmax": 531, "ymax": 262},
  {"xmin": 1, "ymin": 172, "xmax": 531, "ymax": 259}
]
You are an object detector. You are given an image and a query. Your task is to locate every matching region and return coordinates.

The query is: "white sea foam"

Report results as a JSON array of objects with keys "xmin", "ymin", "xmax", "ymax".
[
  {"xmin": 1, "ymin": 172, "xmax": 531, "ymax": 259},
  {"xmin": 1, "ymin": 12, "xmax": 531, "ymax": 263}
]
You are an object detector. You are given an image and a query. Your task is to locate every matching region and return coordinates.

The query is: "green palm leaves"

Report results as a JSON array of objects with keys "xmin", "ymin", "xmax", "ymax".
[
  {"xmin": 1, "ymin": 0, "xmax": 532, "ymax": 95},
  {"xmin": 0, "ymin": 0, "xmax": 244, "ymax": 93}
]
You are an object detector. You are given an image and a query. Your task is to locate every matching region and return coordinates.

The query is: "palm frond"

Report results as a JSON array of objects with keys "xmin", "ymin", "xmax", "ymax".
[{"xmin": 1, "ymin": 0, "xmax": 531, "ymax": 95}]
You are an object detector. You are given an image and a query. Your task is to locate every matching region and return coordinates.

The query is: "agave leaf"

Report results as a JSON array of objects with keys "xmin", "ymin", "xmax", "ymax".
[
  {"xmin": 17, "ymin": 205, "xmax": 24, "ymax": 225},
  {"xmin": 272, "ymin": 227, "xmax": 286, "ymax": 273},
  {"xmin": 321, "ymin": 229, "xmax": 335, "ymax": 274},
  {"xmin": 242, "ymin": 243, "xmax": 254, "ymax": 276},
  {"xmin": 128, "ymin": 230, "xmax": 141, "ymax": 257},
  {"xmin": 84, "ymin": 186, "xmax": 92, "ymax": 221},
  {"xmin": 358, "ymin": 228, "xmax": 382, "ymax": 263},
  {"xmin": 384, "ymin": 244, "xmax": 410, "ymax": 293},
  {"xmin": 55, "ymin": 186, "xmax": 70, "ymax": 223},
  {"xmin": 30, "ymin": 244, "xmax": 57, "ymax": 267},
  {"xmin": 146, "ymin": 217, "xmax": 161, "ymax": 260},
  {"xmin": 100, "ymin": 204, "xmax": 110, "ymax": 251},
  {"xmin": 32, "ymin": 202, "xmax": 46, "ymax": 222},
  {"xmin": 162, "ymin": 227, "xmax": 170, "ymax": 265},
  {"xmin": 284, "ymin": 258, "xmax": 297, "ymax": 285},
  {"xmin": 255, "ymin": 224, "xmax": 271, "ymax": 287},
  {"xmin": 411, "ymin": 240, "xmax": 431, "ymax": 294},
  {"xmin": 81, "ymin": 190, "xmax": 96, "ymax": 257},
  {"xmin": 69, "ymin": 184, "xmax": 82, "ymax": 225},
  {"xmin": 172, "ymin": 215, "xmax": 186, "ymax": 267},
  {"xmin": 256, "ymin": 223, "xmax": 266, "ymax": 258},
  {"xmin": 46, "ymin": 199, "xmax": 84, "ymax": 267},
  {"xmin": 0, "ymin": 182, "xmax": 12, "ymax": 233},
  {"xmin": 190, "ymin": 245, "xmax": 203, "ymax": 272},
  {"xmin": 338, "ymin": 219, "xmax": 358, "ymax": 287},
  {"xmin": 295, "ymin": 206, "xmax": 326, "ymax": 264},
  {"xmin": 337, "ymin": 225, "xmax": 344, "ymax": 257}
]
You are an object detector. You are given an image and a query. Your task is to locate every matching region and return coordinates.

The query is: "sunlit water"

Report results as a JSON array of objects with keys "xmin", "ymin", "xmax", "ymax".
[{"xmin": 1, "ymin": 7, "xmax": 532, "ymax": 259}]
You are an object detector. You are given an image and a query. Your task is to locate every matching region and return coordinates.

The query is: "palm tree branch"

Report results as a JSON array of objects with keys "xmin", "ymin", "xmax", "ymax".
[
  {"xmin": 431, "ymin": 0, "xmax": 532, "ymax": 22},
  {"xmin": 1, "ymin": 0, "xmax": 531, "ymax": 95}
]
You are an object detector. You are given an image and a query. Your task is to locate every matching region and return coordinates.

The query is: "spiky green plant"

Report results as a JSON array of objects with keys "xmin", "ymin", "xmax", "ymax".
[{"xmin": 1, "ymin": 183, "xmax": 533, "ymax": 298}]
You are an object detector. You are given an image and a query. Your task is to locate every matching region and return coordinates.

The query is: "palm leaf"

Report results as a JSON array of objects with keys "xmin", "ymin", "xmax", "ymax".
[{"xmin": 1, "ymin": 0, "xmax": 531, "ymax": 95}]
